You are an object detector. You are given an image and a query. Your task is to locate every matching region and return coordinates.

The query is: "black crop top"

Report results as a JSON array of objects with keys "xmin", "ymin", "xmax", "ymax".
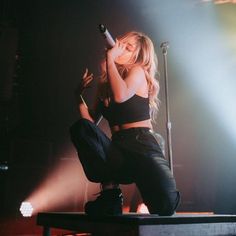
[{"xmin": 100, "ymin": 95, "xmax": 150, "ymax": 126}]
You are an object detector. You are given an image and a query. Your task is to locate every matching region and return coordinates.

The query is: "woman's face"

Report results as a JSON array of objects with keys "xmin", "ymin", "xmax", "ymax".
[{"xmin": 115, "ymin": 37, "xmax": 138, "ymax": 65}]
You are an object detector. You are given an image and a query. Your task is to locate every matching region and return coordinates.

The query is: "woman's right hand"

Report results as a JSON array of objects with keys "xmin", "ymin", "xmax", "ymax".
[
  {"xmin": 107, "ymin": 39, "xmax": 126, "ymax": 61},
  {"xmin": 75, "ymin": 68, "xmax": 94, "ymax": 95}
]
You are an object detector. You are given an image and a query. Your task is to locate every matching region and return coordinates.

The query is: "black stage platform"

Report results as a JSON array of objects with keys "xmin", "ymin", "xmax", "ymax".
[{"xmin": 37, "ymin": 212, "xmax": 236, "ymax": 236}]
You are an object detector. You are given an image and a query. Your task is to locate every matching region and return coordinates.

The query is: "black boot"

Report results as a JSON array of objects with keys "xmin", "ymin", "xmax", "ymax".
[{"xmin": 84, "ymin": 188, "xmax": 123, "ymax": 216}]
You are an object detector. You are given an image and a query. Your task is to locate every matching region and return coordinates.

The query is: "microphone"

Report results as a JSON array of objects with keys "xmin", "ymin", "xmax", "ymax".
[
  {"xmin": 98, "ymin": 24, "xmax": 115, "ymax": 48},
  {"xmin": 160, "ymin": 41, "xmax": 169, "ymax": 55},
  {"xmin": 160, "ymin": 41, "xmax": 169, "ymax": 49}
]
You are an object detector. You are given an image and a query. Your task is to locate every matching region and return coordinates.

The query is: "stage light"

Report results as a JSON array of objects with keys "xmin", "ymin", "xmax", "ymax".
[
  {"xmin": 20, "ymin": 202, "xmax": 34, "ymax": 217},
  {"xmin": 22, "ymin": 156, "xmax": 91, "ymax": 216},
  {"xmin": 137, "ymin": 203, "xmax": 149, "ymax": 214},
  {"xmin": 202, "ymin": 0, "xmax": 236, "ymax": 4}
]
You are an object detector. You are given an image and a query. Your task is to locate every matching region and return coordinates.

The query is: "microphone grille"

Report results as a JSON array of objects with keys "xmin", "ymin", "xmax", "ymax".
[{"xmin": 98, "ymin": 24, "xmax": 106, "ymax": 33}]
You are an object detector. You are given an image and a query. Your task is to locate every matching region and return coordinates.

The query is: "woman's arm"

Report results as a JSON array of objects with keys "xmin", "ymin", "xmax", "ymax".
[
  {"xmin": 106, "ymin": 41, "xmax": 146, "ymax": 103},
  {"xmin": 77, "ymin": 96, "xmax": 102, "ymax": 124},
  {"xmin": 75, "ymin": 69, "xmax": 101, "ymax": 123},
  {"xmin": 77, "ymin": 98, "xmax": 94, "ymax": 122}
]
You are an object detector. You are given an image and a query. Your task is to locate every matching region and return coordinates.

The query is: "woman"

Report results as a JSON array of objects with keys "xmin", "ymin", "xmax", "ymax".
[{"xmin": 70, "ymin": 31, "xmax": 180, "ymax": 216}]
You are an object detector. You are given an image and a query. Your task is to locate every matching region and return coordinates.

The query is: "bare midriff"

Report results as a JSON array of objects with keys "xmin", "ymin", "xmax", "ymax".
[{"xmin": 110, "ymin": 119, "xmax": 152, "ymax": 134}]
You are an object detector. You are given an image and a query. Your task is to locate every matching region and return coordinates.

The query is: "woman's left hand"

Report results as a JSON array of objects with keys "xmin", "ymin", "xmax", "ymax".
[{"xmin": 75, "ymin": 68, "xmax": 94, "ymax": 96}]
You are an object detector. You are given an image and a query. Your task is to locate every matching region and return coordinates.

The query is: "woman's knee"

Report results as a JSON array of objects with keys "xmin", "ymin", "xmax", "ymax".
[
  {"xmin": 70, "ymin": 118, "xmax": 93, "ymax": 136},
  {"xmin": 137, "ymin": 180, "xmax": 180, "ymax": 216},
  {"xmin": 147, "ymin": 191, "xmax": 180, "ymax": 216},
  {"xmin": 70, "ymin": 118, "xmax": 84, "ymax": 136},
  {"xmin": 163, "ymin": 191, "xmax": 180, "ymax": 216}
]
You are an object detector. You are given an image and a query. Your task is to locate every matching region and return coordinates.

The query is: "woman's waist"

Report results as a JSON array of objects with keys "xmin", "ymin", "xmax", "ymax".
[
  {"xmin": 111, "ymin": 120, "xmax": 153, "ymax": 140},
  {"xmin": 110, "ymin": 120, "xmax": 152, "ymax": 134}
]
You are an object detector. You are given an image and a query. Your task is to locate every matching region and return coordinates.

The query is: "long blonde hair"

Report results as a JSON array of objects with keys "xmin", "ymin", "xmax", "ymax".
[{"xmin": 99, "ymin": 31, "xmax": 160, "ymax": 121}]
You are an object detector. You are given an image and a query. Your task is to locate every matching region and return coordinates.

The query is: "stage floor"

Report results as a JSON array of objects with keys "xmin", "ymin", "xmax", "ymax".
[{"xmin": 37, "ymin": 212, "xmax": 236, "ymax": 236}]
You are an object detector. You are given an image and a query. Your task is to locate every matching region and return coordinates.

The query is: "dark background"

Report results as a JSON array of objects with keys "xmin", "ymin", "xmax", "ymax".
[{"xmin": 1, "ymin": 0, "xmax": 236, "ymax": 234}]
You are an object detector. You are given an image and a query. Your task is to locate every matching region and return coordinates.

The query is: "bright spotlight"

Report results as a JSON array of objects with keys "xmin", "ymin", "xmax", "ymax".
[
  {"xmin": 20, "ymin": 202, "xmax": 34, "ymax": 217},
  {"xmin": 137, "ymin": 203, "xmax": 149, "ymax": 214}
]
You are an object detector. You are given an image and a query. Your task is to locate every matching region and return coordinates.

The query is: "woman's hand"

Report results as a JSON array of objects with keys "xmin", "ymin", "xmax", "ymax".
[
  {"xmin": 75, "ymin": 68, "xmax": 94, "ymax": 95},
  {"xmin": 107, "ymin": 39, "xmax": 126, "ymax": 61},
  {"xmin": 75, "ymin": 68, "xmax": 95, "ymax": 121}
]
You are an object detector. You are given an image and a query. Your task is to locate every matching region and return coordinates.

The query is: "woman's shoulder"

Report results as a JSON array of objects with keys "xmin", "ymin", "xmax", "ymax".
[{"xmin": 128, "ymin": 65, "xmax": 146, "ymax": 77}]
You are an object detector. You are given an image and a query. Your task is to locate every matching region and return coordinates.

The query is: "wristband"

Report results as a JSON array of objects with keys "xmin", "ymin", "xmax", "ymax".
[{"xmin": 79, "ymin": 94, "xmax": 88, "ymax": 109}]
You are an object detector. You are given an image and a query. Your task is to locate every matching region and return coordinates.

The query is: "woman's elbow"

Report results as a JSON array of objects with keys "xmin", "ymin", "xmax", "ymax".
[{"xmin": 113, "ymin": 93, "xmax": 126, "ymax": 103}]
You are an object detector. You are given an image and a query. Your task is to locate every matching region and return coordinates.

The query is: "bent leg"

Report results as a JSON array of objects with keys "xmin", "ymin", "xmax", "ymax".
[
  {"xmin": 70, "ymin": 118, "xmax": 125, "ymax": 216},
  {"xmin": 135, "ymin": 156, "xmax": 180, "ymax": 216},
  {"xmin": 70, "ymin": 118, "xmax": 112, "ymax": 182}
]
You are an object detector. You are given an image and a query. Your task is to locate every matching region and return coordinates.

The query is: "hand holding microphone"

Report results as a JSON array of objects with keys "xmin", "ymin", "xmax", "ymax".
[{"xmin": 99, "ymin": 24, "xmax": 127, "ymax": 61}]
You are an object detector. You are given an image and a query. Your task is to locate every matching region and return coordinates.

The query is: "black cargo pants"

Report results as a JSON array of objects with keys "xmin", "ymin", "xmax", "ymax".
[{"xmin": 70, "ymin": 118, "xmax": 180, "ymax": 215}]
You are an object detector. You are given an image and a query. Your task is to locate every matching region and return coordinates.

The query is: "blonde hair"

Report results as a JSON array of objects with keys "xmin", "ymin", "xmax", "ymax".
[{"xmin": 99, "ymin": 31, "xmax": 160, "ymax": 121}]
